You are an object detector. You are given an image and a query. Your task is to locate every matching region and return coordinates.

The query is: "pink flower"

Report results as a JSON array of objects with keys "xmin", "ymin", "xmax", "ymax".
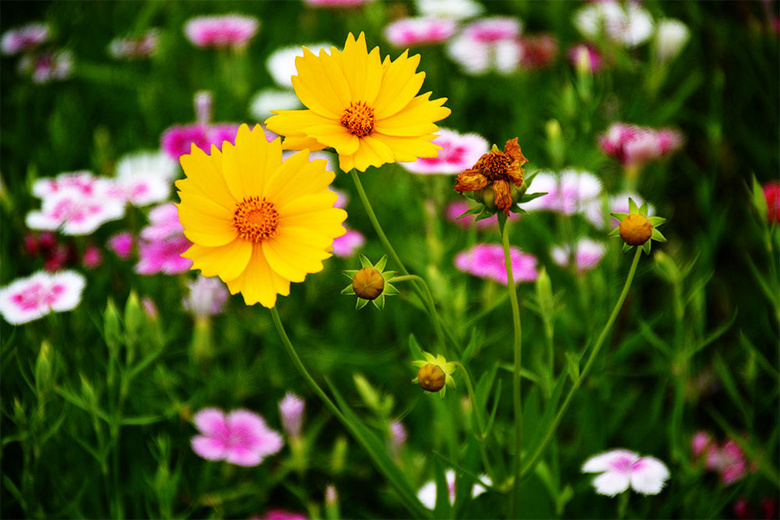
[
  {"xmin": 401, "ymin": 128, "xmax": 488, "ymax": 175},
  {"xmin": 455, "ymin": 244, "xmax": 538, "ymax": 285},
  {"xmin": 82, "ymin": 245, "xmax": 103, "ymax": 269},
  {"xmin": 599, "ymin": 123, "xmax": 684, "ymax": 167},
  {"xmin": 26, "ymin": 188, "xmax": 126, "ymax": 236},
  {"xmin": 142, "ymin": 296, "xmax": 158, "ymax": 319},
  {"xmin": 32, "ymin": 171, "xmax": 111, "ymax": 199},
  {"xmin": 135, "ymin": 236, "xmax": 192, "ymax": 275},
  {"xmin": 184, "ymin": 15, "xmax": 259, "ymax": 49},
  {"xmin": 0, "ymin": 270, "xmax": 86, "ymax": 325},
  {"xmin": 574, "ymin": 1, "xmax": 654, "ymax": 48},
  {"xmin": 706, "ymin": 439, "xmax": 751, "ymax": 485},
  {"xmin": 390, "ymin": 420, "xmax": 407, "ymax": 453},
  {"xmin": 417, "ymin": 469, "xmax": 489, "ymax": 509},
  {"xmin": 161, "ymin": 123, "xmax": 240, "ymax": 160},
  {"xmin": 1, "ymin": 23, "xmax": 49, "ymax": 55},
  {"xmin": 691, "ymin": 431, "xmax": 713, "ymax": 458},
  {"xmin": 305, "ymin": 0, "xmax": 374, "ymax": 8},
  {"xmin": 519, "ymin": 33, "xmax": 558, "ymax": 69},
  {"xmin": 582, "ymin": 449, "xmax": 670, "ymax": 496},
  {"xmin": 445, "ymin": 200, "xmax": 520, "ymax": 230},
  {"xmin": 278, "ymin": 392, "xmax": 305, "ymax": 439},
  {"xmin": 584, "ymin": 192, "xmax": 655, "ymax": 229},
  {"xmin": 447, "ymin": 18, "xmax": 523, "ymax": 75},
  {"xmin": 108, "ymin": 232, "xmax": 135, "ymax": 259},
  {"xmin": 568, "ymin": 43, "xmax": 605, "ymax": 73},
  {"xmin": 182, "ymin": 276, "xmax": 229, "ymax": 318},
  {"xmin": 109, "ymin": 29, "xmax": 160, "ymax": 59},
  {"xmin": 332, "ymin": 228, "xmax": 365, "ymax": 258},
  {"xmin": 330, "ymin": 187, "xmax": 349, "ymax": 209},
  {"xmin": 19, "ymin": 50, "xmax": 74, "ymax": 83},
  {"xmin": 262, "ymin": 511, "xmax": 307, "ymax": 520},
  {"xmin": 763, "ymin": 181, "xmax": 780, "ymax": 223},
  {"xmin": 190, "ymin": 408, "xmax": 283, "ymax": 467},
  {"xmin": 551, "ymin": 238, "xmax": 606, "ymax": 272},
  {"xmin": 523, "ymin": 169, "xmax": 602, "ymax": 215},
  {"xmin": 142, "ymin": 203, "xmax": 185, "ymax": 242},
  {"xmin": 384, "ymin": 17, "xmax": 457, "ymax": 47}
]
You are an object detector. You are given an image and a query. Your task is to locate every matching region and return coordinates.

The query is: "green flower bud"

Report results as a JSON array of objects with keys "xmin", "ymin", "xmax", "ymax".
[{"xmin": 352, "ymin": 268, "xmax": 385, "ymax": 300}]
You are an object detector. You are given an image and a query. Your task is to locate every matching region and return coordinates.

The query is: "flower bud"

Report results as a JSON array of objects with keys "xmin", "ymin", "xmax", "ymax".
[
  {"xmin": 478, "ymin": 186, "xmax": 496, "ymax": 210},
  {"xmin": 417, "ymin": 364, "xmax": 446, "ymax": 392},
  {"xmin": 352, "ymin": 268, "xmax": 384, "ymax": 300},
  {"xmin": 619, "ymin": 213, "xmax": 653, "ymax": 246}
]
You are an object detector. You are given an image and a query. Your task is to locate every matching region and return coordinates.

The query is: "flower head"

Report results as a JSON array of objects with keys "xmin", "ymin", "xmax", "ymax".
[
  {"xmin": 401, "ymin": 128, "xmax": 488, "ymax": 175},
  {"xmin": 109, "ymin": 29, "xmax": 160, "ymax": 59},
  {"xmin": 599, "ymin": 123, "xmax": 684, "ymax": 168},
  {"xmin": 519, "ymin": 33, "xmax": 558, "ymax": 69},
  {"xmin": 705, "ymin": 438, "xmax": 753, "ymax": 485},
  {"xmin": 416, "ymin": 469, "xmax": 490, "ymax": 509},
  {"xmin": 574, "ymin": 1, "xmax": 654, "ymax": 48},
  {"xmin": 278, "ymin": 392, "xmax": 305, "ymax": 439},
  {"xmin": 1, "ymin": 23, "xmax": 49, "ymax": 55},
  {"xmin": 265, "ymin": 32, "xmax": 451, "ymax": 173},
  {"xmin": 176, "ymin": 124, "xmax": 347, "ymax": 307},
  {"xmin": 551, "ymin": 238, "xmax": 606, "ymax": 272},
  {"xmin": 0, "ymin": 271, "xmax": 86, "ymax": 325},
  {"xmin": 411, "ymin": 352, "xmax": 457, "ymax": 397},
  {"xmin": 609, "ymin": 198, "xmax": 666, "ymax": 254},
  {"xmin": 384, "ymin": 17, "xmax": 457, "ymax": 48},
  {"xmin": 26, "ymin": 183, "xmax": 126, "ymax": 236},
  {"xmin": 190, "ymin": 408, "xmax": 283, "ymax": 466},
  {"xmin": 331, "ymin": 227, "xmax": 365, "ymax": 257},
  {"xmin": 341, "ymin": 255, "xmax": 399, "ymax": 310},
  {"xmin": 182, "ymin": 276, "xmax": 230, "ymax": 318},
  {"xmin": 19, "ymin": 50, "xmax": 73, "ymax": 83},
  {"xmin": 455, "ymin": 243, "xmax": 538, "ymax": 284},
  {"xmin": 522, "ymin": 169, "xmax": 601, "ymax": 215},
  {"xmin": 763, "ymin": 181, "xmax": 780, "ymax": 223},
  {"xmin": 584, "ymin": 191, "xmax": 655, "ymax": 229},
  {"xmin": 446, "ymin": 17, "xmax": 523, "ymax": 75},
  {"xmin": 184, "ymin": 15, "xmax": 259, "ymax": 49},
  {"xmin": 454, "ymin": 138, "xmax": 528, "ymax": 216},
  {"xmin": 415, "ymin": 0, "xmax": 484, "ymax": 20},
  {"xmin": 582, "ymin": 449, "xmax": 670, "ymax": 496},
  {"xmin": 654, "ymin": 19, "xmax": 689, "ymax": 63},
  {"xmin": 107, "ymin": 232, "xmax": 134, "ymax": 259},
  {"xmin": 568, "ymin": 43, "xmax": 605, "ymax": 73}
]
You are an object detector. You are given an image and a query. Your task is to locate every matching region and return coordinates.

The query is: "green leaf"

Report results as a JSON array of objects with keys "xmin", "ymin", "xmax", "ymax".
[
  {"xmin": 564, "ymin": 352, "xmax": 580, "ymax": 383},
  {"xmin": 409, "ymin": 335, "xmax": 424, "ymax": 358},
  {"xmin": 483, "ymin": 378, "xmax": 502, "ymax": 437},
  {"xmin": 433, "ymin": 459, "xmax": 452, "ymax": 518},
  {"xmin": 375, "ymin": 255, "xmax": 388, "ymax": 272},
  {"xmin": 461, "ymin": 329, "xmax": 481, "ymax": 365},
  {"xmin": 341, "ymin": 285, "xmax": 356, "ymax": 295},
  {"xmin": 359, "ymin": 254, "xmax": 372, "ymax": 269},
  {"xmin": 518, "ymin": 191, "xmax": 547, "ymax": 203},
  {"xmin": 651, "ymin": 228, "xmax": 667, "ymax": 242},
  {"xmin": 355, "ymin": 298, "xmax": 369, "ymax": 310},
  {"xmin": 628, "ymin": 198, "xmax": 639, "ymax": 213},
  {"xmin": 648, "ymin": 216, "xmax": 666, "ymax": 227},
  {"xmin": 456, "ymin": 205, "xmax": 483, "ymax": 219},
  {"xmin": 642, "ymin": 241, "xmax": 652, "ymax": 254},
  {"xmin": 383, "ymin": 283, "xmax": 399, "ymax": 296},
  {"xmin": 611, "ymin": 212, "xmax": 629, "ymax": 221},
  {"xmin": 371, "ymin": 293, "xmax": 386, "ymax": 311}
]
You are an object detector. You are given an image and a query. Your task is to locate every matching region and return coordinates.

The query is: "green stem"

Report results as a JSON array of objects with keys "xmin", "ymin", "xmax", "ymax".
[
  {"xmin": 270, "ymin": 308, "xmax": 429, "ymax": 519},
  {"xmin": 452, "ymin": 362, "xmax": 494, "ymax": 478},
  {"xmin": 520, "ymin": 247, "xmax": 643, "ymax": 480},
  {"xmin": 502, "ymin": 223, "xmax": 523, "ymax": 518}
]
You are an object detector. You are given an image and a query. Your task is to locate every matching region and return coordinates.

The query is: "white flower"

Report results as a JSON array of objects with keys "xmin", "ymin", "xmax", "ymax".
[
  {"xmin": 574, "ymin": 1, "xmax": 654, "ymax": 48},
  {"xmin": 250, "ymin": 88, "xmax": 302, "ymax": 120},
  {"xmin": 400, "ymin": 127, "xmax": 488, "ymax": 175},
  {"xmin": 111, "ymin": 151, "xmax": 178, "ymax": 206},
  {"xmin": 26, "ymin": 188, "xmax": 126, "ymax": 235},
  {"xmin": 523, "ymin": 169, "xmax": 602, "ymax": 215},
  {"xmin": 582, "ymin": 449, "xmax": 670, "ymax": 496},
  {"xmin": 266, "ymin": 43, "xmax": 334, "ymax": 88},
  {"xmin": 654, "ymin": 19, "xmax": 689, "ymax": 63},
  {"xmin": 0, "ymin": 271, "xmax": 86, "ymax": 325},
  {"xmin": 116, "ymin": 151, "xmax": 179, "ymax": 182},
  {"xmin": 416, "ymin": 469, "xmax": 490, "ymax": 509},
  {"xmin": 415, "ymin": 0, "xmax": 484, "ymax": 20}
]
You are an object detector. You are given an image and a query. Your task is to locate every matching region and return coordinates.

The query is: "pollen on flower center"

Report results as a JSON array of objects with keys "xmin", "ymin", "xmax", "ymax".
[
  {"xmin": 479, "ymin": 152, "xmax": 512, "ymax": 181},
  {"xmin": 340, "ymin": 101, "xmax": 375, "ymax": 137},
  {"xmin": 233, "ymin": 196, "xmax": 279, "ymax": 243}
]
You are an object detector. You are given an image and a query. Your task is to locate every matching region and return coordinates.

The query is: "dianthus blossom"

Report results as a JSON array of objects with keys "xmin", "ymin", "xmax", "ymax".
[
  {"xmin": 454, "ymin": 243, "xmax": 538, "ymax": 285},
  {"xmin": 265, "ymin": 32, "xmax": 451, "ymax": 173},
  {"xmin": 19, "ymin": 50, "xmax": 73, "ymax": 84},
  {"xmin": 1, "ymin": 23, "xmax": 49, "ymax": 55},
  {"xmin": 417, "ymin": 469, "xmax": 490, "ymax": 509},
  {"xmin": 184, "ymin": 14, "xmax": 259, "ymax": 49},
  {"xmin": 522, "ymin": 169, "xmax": 601, "ymax": 215},
  {"xmin": 161, "ymin": 123, "xmax": 240, "ymax": 160},
  {"xmin": 550, "ymin": 238, "xmax": 606, "ymax": 272},
  {"xmin": 446, "ymin": 17, "xmax": 523, "ymax": 75},
  {"xmin": 0, "ymin": 270, "xmax": 86, "ymax": 325},
  {"xmin": 384, "ymin": 17, "xmax": 457, "ymax": 48},
  {"xmin": 574, "ymin": 1, "xmax": 654, "ymax": 48},
  {"xmin": 176, "ymin": 124, "xmax": 347, "ymax": 307},
  {"xmin": 582, "ymin": 449, "xmax": 670, "ymax": 496},
  {"xmin": 400, "ymin": 128, "xmax": 488, "ymax": 175},
  {"xmin": 763, "ymin": 181, "xmax": 780, "ymax": 223},
  {"xmin": 190, "ymin": 408, "xmax": 282, "ymax": 466},
  {"xmin": 599, "ymin": 122, "xmax": 683, "ymax": 167},
  {"xmin": 109, "ymin": 29, "xmax": 160, "ymax": 59},
  {"xmin": 182, "ymin": 276, "xmax": 229, "ymax": 318},
  {"xmin": 415, "ymin": 0, "xmax": 484, "ymax": 20}
]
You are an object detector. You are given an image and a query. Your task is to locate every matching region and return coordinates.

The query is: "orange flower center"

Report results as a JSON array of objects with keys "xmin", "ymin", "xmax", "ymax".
[
  {"xmin": 479, "ymin": 152, "xmax": 512, "ymax": 181},
  {"xmin": 233, "ymin": 197, "xmax": 279, "ymax": 243},
  {"xmin": 340, "ymin": 101, "xmax": 374, "ymax": 137}
]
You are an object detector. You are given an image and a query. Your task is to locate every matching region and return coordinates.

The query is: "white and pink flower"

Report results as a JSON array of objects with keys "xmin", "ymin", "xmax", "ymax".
[
  {"xmin": 417, "ymin": 469, "xmax": 490, "ymax": 509},
  {"xmin": 401, "ymin": 128, "xmax": 488, "ymax": 175},
  {"xmin": 0, "ymin": 270, "xmax": 86, "ymax": 325},
  {"xmin": 551, "ymin": 238, "xmax": 607, "ymax": 272},
  {"xmin": 582, "ymin": 449, "xmax": 670, "ymax": 496},
  {"xmin": 415, "ymin": 0, "xmax": 484, "ymax": 20},
  {"xmin": 32, "ymin": 171, "xmax": 111, "ymax": 199},
  {"xmin": 446, "ymin": 17, "xmax": 523, "ymax": 75},
  {"xmin": 109, "ymin": 29, "xmax": 160, "ymax": 60},
  {"xmin": 523, "ymin": 169, "xmax": 602, "ymax": 215},
  {"xmin": 384, "ymin": 17, "xmax": 457, "ymax": 48},
  {"xmin": 599, "ymin": 123, "xmax": 684, "ymax": 167},
  {"xmin": 574, "ymin": 1, "xmax": 654, "ymax": 48},
  {"xmin": 107, "ymin": 232, "xmax": 135, "ymax": 259},
  {"xmin": 304, "ymin": 0, "xmax": 374, "ymax": 8},
  {"xmin": 266, "ymin": 43, "xmax": 335, "ymax": 89},
  {"xmin": 1, "ymin": 23, "xmax": 49, "ymax": 55},
  {"xmin": 278, "ymin": 392, "xmax": 305, "ymax": 439},
  {"xmin": 454, "ymin": 243, "xmax": 538, "ymax": 285},
  {"xmin": 18, "ymin": 50, "xmax": 73, "ymax": 83},
  {"xmin": 184, "ymin": 15, "xmax": 259, "ymax": 49},
  {"xmin": 26, "ymin": 188, "xmax": 126, "ymax": 236},
  {"xmin": 190, "ymin": 408, "xmax": 283, "ymax": 467},
  {"xmin": 182, "ymin": 276, "xmax": 229, "ymax": 318}
]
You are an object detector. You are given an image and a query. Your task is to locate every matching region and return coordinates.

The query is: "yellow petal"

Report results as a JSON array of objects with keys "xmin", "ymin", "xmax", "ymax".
[
  {"xmin": 177, "ymin": 190, "xmax": 233, "ymax": 221},
  {"xmin": 306, "ymin": 123, "xmax": 360, "ymax": 155},
  {"xmin": 263, "ymin": 227, "xmax": 332, "ymax": 282},
  {"xmin": 338, "ymin": 153, "xmax": 355, "ymax": 172},
  {"xmin": 278, "ymin": 192, "xmax": 340, "ymax": 216},
  {"xmin": 182, "ymin": 238, "xmax": 252, "ymax": 282},
  {"xmin": 265, "ymin": 109, "xmax": 332, "ymax": 137},
  {"xmin": 292, "ymin": 46, "xmax": 351, "ymax": 117},
  {"xmin": 177, "ymin": 204, "xmax": 237, "ymax": 247},
  {"xmin": 371, "ymin": 132, "xmax": 441, "ymax": 162},
  {"xmin": 220, "ymin": 124, "xmax": 281, "ymax": 201},
  {"xmin": 264, "ymin": 152, "xmax": 337, "ymax": 208},
  {"xmin": 225, "ymin": 244, "xmax": 285, "ymax": 307},
  {"xmin": 337, "ymin": 32, "xmax": 383, "ymax": 104},
  {"xmin": 178, "ymin": 144, "xmax": 236, "ymax": 210},
  {"xmin": 373, "ymin": 51, "xmax": 425, "ymax": 119},
  {"xmin": 282, "ymin": 136, "xmax": 328, "ymax": 151},
  {"xmin": 374, "ymin": 92, "xmax": 450, "ymax": 137},
  {"xmin": 279, "ymin": 203, "xmax": 347, "ymax": 238}
]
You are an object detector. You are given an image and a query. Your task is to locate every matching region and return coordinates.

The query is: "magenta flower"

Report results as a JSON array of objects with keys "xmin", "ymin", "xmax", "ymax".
[
  {"xmin": 108, "ymin": 232, "xmax": 135, "ymax": 260},
  {"xmin": 332, "ymin": 227, "xmax": 365, "ymax": 258},
  {"xmin": 390, "ymin": 420, "xmax": 407, "ymax": 454},
  {"xmin": 184, "ymin": 15, "xmax": 259, "ymax": 49},
  {"xmin": 109, "ymin": 29, "xmax": 160, "ymax": 60},
  {"xmin": 401, "ymin": 128, "xmax": 488, "ymax": 175},
  {"xmin": 82, "ymin": 245, "xmax": 103, "ymax": 269},
  {"xmin": 182, "ymin": 276, "xmax": 229, "ymax": 318},
  {"xmin": 136, "ymin": 203, "xmax": 193, "ymax": 274},
  {"xmin": 522, "ymin": 169, "xmax": 602, "ymax": 215},
  {"xmin": 463, "ymin": 17, "xmax": 521, "ymax": 43},
  {"xmin": 278, "ymin": 392, "xmax": 305, "ymax": 439},
  {"xmin": 445, "ymin": 200, "xmax": 520, "ymax": 230},
  {"xmin": 191, "ymin": 408, "xmax": 283, "ymax": 467},
  {"xmin": 447, "ymin": 17, "xmax": 523, "ymax": 75},
  {"xmin": 763, "ymin": 181, "xmax": 780, "ymax": 223},
  {"xmin": 141, "ymin": 203, "xmax": 185, "ymax": 242},
  {"xmin": 304, "ymin": 0, "xmax": 374, "ymax": 8},
  {"xmin": 691, "ymin": 431, "xmax": 713, "ymax": 458},
  {"xmin": 568, "ymin": 43, "xmax": 605, "ymax": 73},
  {"xmin": 582, "ymin": 449, "xmax": 670, "ymax": 496},
  {"xmin": 18, "ymin": 50, "xmax": 73, "ymax": 83},
  {"xmin": 0, "ymin": 270, "xmax": 86, "ymax": 325},
  {"xmin": 519, "ymin": 33, "xmax": 558, "ymax": 69},
  {"xmin": 455, "ymin": 244, "xmax": 538, "ymax": 285},
  {"xmin": 161, "ymin": 123, "xmax": 240, "ymax": 160},
  {"xmin": 599, "ymin": 123, "xmax": 684, "ymax": 168},
  {"xmin": 384, "ymin": 17, "xmax": 457, "ymax": 48},
  {"xmin": 262, "ymin": 511, "xmax": 308, "ymax": 520},
  {"xmin": 1, "ymin": 23, "xmax": 49, "ymax": 55},
  {"xmin": 706, "ymin": 439, "xmax": 753, "ymax": 485},
  {"xmin": 550, "ymin": 238, "xmax": 606, "ymax": 272}
]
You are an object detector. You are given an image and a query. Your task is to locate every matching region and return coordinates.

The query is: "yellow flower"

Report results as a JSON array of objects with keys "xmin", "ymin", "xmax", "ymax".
[
  {"xmin": 175, "ymin": 124, "xmax": 347, "ymax": 308},
  {"xmin": 265, "ymin": 32, "xmax": 451, "ymax": 173}
]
